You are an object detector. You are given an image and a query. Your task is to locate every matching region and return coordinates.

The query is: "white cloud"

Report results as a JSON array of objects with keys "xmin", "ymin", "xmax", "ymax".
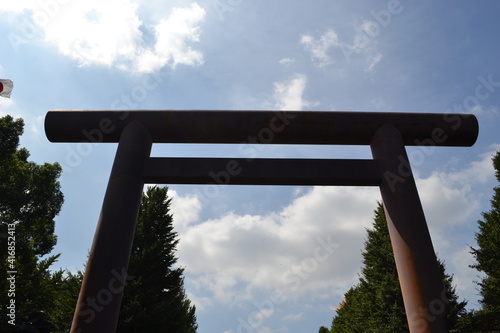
[
  {"xmin": 417, "ymin": 148, "xmax": 496, "ymax": 235},
  {"xmin": 134, "ymin": 3, "xmax": 205, "ymax": 73},
  {"xmin": 42, "ymin": 0, "xmax": 143, "ymax": 67},
  {"xmin": 419, "ymin": 173, "xmax": 480, "ymax": 227},
  {"xmin": 301, "ymin": 26, "xmax": 382, "ymax": 71},
  {"xmin": 273, "ymin": 74, "xmax": 312, "ymax": 110},
  {"xmin": 175, "ymin": 149, "xmax": 496, "ymax": 311},
  {"xmin": 0, "ymin": 98, "xmax": 14, "ymax": 116},
  {"xmin": 169, "ymin": 189, "xmax": 202, "ymax": 234},
  {"xmin": 417, "ymin": 149, "xmax": 497, "ymax": 305},
  {"xmin": 177, "ymin": 186, "xmax": 379, "ymax": 305},
  {"xmin": 3, "ymin": 1, "xmax": 205, "ymax": 73},
  {"xmin": 450, "ymin": 246, "xmax": 482, "ymax": 301},
  {"xmin": 301, "ymin": 29, "xmax": 339, "ymax": 67},
  {"xmin": 278, "ymin": 58, "xmax": 295, "ymax": 65},
  {"xmin": 0, "ymin": 1, "xmax": 36, "ymax": 13}
]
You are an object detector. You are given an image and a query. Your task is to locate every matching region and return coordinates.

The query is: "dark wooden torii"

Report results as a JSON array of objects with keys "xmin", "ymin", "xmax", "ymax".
[{"xmin": 45, "ymin": 110, "xmax": 478, "ymax": 333}]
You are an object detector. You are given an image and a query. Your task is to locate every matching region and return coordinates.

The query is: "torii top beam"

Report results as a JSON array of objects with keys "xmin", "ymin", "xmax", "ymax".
[{"xmin": 44, "ymin": 110, "xmax": 478, "ymax": 146}]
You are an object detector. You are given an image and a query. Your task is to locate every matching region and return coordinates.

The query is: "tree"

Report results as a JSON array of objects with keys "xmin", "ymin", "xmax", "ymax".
[
  {"xmin": 49, "ymin": 270, "xmax": 83, "ymax": 332},
  {"xmin": 0, "ymin": 115, "xmax": 72, "ymax": 331},
  {"xmin": 466, "ymin": 150, "xmax": 500, "ymax": 331},
  {"xmin": 330, "ymin": 203, "xmax": 466, "ymax": 332},
  {"xmin": 117, "ymin": 186, "xmax": 197, "ymax": 332}
]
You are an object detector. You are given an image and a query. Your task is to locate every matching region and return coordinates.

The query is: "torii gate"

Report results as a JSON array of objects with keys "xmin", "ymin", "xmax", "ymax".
[{"xmin": 45, "ymin": 110, "xmax": 478, "ymax": 333}]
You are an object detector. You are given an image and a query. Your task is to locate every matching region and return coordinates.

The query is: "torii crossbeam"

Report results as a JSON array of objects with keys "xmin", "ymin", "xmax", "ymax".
[{"xmin": 45, "ymin": 110, "xmax": 479, "ymax": 333}]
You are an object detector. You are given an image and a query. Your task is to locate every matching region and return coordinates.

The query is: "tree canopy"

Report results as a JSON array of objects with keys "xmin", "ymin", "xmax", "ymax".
[
  {"xmin": 0, "ymin": 115, "xmax": 79, "ymax": 332},
  {"xmin": 117, "ymin": 186, "xmax": 197, "ymax": 332},
  {"xmin": 329, "ymin": 203, "xmax": 466, "ymax": 333},
  {"xmin": 461, "ymin": 150, "xmax": 500, "ymax": 331}
]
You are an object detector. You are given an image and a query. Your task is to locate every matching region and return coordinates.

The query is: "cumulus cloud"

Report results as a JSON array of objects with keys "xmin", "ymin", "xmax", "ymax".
[
  {"xmin": 418, "ymin": 148, "xmax": 496, "ymax": 230},
  {"xmin": 273, "ymin": 74, "xmax": 312, "ymax": 110},
  {"xmin": 451, "ymin": 246, "xmax": 482, "ymax": 301},
  {"xmin": 177, "ymin": 186, "xmax": 380, "ymax": 304},
  {"xmin": 170, "ymin": 148, "xmax": 497, "ymax": 310},
  {"xmin": 169, "ymin": 189, "xmax": 202, "ymax": 233},
  {"xmin": 3, "ymin": 1, "xmax": 205, "ymax": 73},
  {"xmin": 40, "ymin": 0, "xmax": 140, "ymax": 67},
  {"xmin": 134, "ymin": 3, "xmax": 205, "ymax": 72}
]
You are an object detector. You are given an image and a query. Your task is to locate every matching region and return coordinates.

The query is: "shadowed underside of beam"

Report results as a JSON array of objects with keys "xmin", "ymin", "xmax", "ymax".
[{"xmin": 142, "ymin": 158, "xmax": 382, "ymax": 186}]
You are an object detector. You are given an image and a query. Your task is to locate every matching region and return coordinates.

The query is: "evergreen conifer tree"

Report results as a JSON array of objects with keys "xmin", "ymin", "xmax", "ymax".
[
  {"xmin": 0, "ymin": 115, "xmax": 71, "ymax": 331},
  {"xmin": 118, "ymin": 186, "xmax": 197, "ymax": 332},
  {"xmin": 330, "ymin": 203, "xmax": 466, "ymax": 332},
  {"xmin": 466, "ymin": 150, "xmax": 500, "ymax": 331}
]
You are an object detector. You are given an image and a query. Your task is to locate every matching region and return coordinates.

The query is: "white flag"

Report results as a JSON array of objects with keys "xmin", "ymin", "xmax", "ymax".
[{"xmin": 0, "ymin": 79, "xmax": 14, "ymax": 98}]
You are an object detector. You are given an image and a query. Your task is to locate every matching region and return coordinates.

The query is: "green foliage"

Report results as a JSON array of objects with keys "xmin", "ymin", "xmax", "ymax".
[
  {"xmin": 0, "ymin": 115, "xmax": 80, "ymax": 332},
  {"xmin": 117, "ymin": 186, "xmax": 197, "ymax": 332},
  {"xmin": 465, "ymin": 150, "xmax": 500, "ymax": 331},
  {"xmin": 330, "ymin": 203, "xmax": 466, "ymax": 333},
  {"xmin": 49, "ymin": 270, "xmax": 83, "ymax": 332},
  {"xmin": 330, "ymin": 204, "xmax": 407, "ymax": 333},
  {"xmin": 0, "ymin": 116, "xmax": 63, "ymax": 256},
  {"xmin": 319, "ymin": 326, "xmax": 330, "ymax": 333}
]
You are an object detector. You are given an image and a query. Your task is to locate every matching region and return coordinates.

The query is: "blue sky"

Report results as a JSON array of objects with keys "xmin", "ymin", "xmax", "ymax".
[{"xmin": 1, "ymin": 1, "xmax": 500, "ymax": 331}]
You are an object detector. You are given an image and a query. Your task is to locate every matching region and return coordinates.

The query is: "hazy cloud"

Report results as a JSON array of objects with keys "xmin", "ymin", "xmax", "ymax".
[
  {"xmin": 301, "ymin": 25, "xmax": 383, "ymax": 71},
  {"xmin": 301, "ymin": 29, "xmax": 340, "ymax": 67}
]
